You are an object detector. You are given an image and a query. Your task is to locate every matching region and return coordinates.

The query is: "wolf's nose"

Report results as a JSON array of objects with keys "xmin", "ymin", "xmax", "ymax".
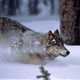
[{"xmin": 66, "ymin": 51, "xmax": 70, "ymax": 55}]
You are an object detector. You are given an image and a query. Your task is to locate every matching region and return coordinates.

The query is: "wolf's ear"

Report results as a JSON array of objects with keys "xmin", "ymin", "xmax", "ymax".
[
  {"xmin": 53, "ymin": 29, "xmax": 59, "ymax": 36},
  {"xmin": 47, "ymin": 30, "xmax": 54, "ymax": 40}
]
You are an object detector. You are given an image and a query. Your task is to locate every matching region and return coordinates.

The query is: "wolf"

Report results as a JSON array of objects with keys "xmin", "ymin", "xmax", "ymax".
[{"xmin": 0, "ymin": 17, "xmax": 70, "ymax": 65}]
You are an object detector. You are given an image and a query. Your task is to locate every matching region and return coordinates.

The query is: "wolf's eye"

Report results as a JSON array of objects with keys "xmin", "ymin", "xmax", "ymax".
[
  {"xmin": 58, "ymin": 44, "xmax": 60, "ymax": 46},
  {"xmin": 58, "ymin": 43, "xmax": 61, "ymax": 46}
]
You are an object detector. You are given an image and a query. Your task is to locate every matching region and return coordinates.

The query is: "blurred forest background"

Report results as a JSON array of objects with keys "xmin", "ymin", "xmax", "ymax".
[{"xmin": 0, "ymin": 0, "xmax": 60, "ymax": 19}]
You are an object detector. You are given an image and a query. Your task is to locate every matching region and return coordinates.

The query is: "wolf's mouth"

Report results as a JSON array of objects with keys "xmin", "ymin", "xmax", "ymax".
[{"xmin": 59, "ymin": 53, "xmax": 67, "ymax": 57}]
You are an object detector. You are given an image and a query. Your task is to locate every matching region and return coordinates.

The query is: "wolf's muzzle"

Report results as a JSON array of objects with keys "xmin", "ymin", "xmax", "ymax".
[{"xmin": 59, "ymin": 50, "xmax": 70, "ymax": 57}]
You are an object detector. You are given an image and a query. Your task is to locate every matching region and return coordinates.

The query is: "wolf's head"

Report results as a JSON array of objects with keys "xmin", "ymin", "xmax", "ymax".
[{"xmin": 45, "ymin": 29, "xmax": 70, "ymax": 59}]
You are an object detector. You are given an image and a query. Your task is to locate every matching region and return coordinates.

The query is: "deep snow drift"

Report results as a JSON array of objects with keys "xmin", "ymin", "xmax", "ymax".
[{"xmin": 0, "ymin": 20, "xmax": 80, "ymax": 80}]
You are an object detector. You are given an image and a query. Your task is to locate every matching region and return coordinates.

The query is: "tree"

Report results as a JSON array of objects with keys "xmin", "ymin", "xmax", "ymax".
[
  {"xmin": 8, "ymin": 0, "xmax": 20, "ymax": 16},
  {"xmin": 60, "ymin": 0, "xmax": 80, "ymax": 45},
  {"xmin": 43, "ymin": 0, "xmax": 55, "ymax": 15},
  {"xmin": 37, "ymin": 66, "xmax": 51, "ymax": 80},
  {"xmin": 2, "ymin": 0, "xmax": 6, "ymax": 13},
  {"xmin": 50, "ymin": 0, "xmax": 54, "ymax": 14},
  {"xmin": 28, "ymin": 0, "xmax": 39, "ymax": 15}
]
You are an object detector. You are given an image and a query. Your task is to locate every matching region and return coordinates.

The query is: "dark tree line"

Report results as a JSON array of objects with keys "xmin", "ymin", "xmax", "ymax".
[
  {"xmin": 0, "ymin": 0, "xmax": 20, "ymax": 16},
  {"xmin": 0, "ymin": 0, "xmax": 58, "ymax": 16},
  {"xmin": 28, "ymin": 0, "xmax": 56, "ymax": 15}
]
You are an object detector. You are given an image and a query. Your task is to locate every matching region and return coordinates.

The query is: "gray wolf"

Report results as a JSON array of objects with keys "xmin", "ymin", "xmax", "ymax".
[{"xmin": 0, "ymin": 17, "xmax": 70, "ymax": 65}]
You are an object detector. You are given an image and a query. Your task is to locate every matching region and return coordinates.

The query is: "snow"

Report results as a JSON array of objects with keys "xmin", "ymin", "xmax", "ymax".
[{"xmin": 0, "ymin": 19, "xmax": 80, "ymax": 80}]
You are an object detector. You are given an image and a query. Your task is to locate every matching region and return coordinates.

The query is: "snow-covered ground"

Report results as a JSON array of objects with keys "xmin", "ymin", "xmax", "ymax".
[{"xmin": 0, "ymin": 19, "xmax": 80, "ymax": 80}]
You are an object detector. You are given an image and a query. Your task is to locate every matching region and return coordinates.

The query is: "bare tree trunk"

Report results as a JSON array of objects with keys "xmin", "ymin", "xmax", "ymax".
[
  {"xmin": 8, "ymin": 0, "xmax": 20, "ymax": 16},
  {"xmin": 60, "ymin": 0, "xmax": 80, "ymax": 45},
  {"xmin": 50, "ymin": 0, "xmax": 54, "ymax": 14},
  {"xmin": 2, "ymin": 0, "xmax": 5, "ymax": 13},
  {"xmin": 28, "ymin": 0, "xmax": 39, "ymax": 15}
]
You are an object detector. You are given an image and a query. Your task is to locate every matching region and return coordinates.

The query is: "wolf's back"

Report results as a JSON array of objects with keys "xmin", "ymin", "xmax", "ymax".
[{"xmin": 0, "ymin": 17, "xmax": 31, "ymax": 33}]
